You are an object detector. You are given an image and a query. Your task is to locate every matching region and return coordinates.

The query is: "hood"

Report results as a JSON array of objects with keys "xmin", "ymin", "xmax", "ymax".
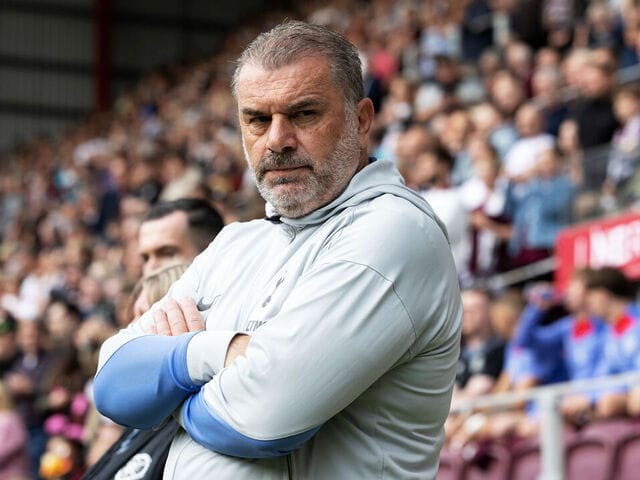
[{"xmin": 265, "ymin": 158, "xmax": 449, "ymax": 243}]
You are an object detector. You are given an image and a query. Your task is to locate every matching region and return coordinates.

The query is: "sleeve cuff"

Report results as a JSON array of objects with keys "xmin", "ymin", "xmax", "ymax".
[{"xmin": 186, "ymin": 330, "xmax": 240, "ymax": 384}]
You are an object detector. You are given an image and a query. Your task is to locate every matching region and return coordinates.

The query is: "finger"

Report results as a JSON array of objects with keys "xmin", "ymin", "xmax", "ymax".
[
  {"xmin": 147, "ymin": 322, "xmax": 158, "ymax": 335},
  {"xmin": 153, "ymin": 308, "xmax": 171, "ymax": 336},
  {"xmin": 163, "ymin": 298, "xmax": 188, "ymax": 336},
  {"xmin": 177, "ymin": 297, "xmax": 205, "ymax": 332}
]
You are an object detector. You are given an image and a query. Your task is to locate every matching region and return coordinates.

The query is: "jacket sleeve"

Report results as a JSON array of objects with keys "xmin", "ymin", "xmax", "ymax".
[{"xmin": 178, "ymin": 258, "xmax": 418, "ymax": 457}]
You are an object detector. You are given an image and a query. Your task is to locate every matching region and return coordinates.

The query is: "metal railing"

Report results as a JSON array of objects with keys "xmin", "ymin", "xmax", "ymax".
[{"xmin": 451, "ymin": 371, "xmax": 640, "ymax": 480}]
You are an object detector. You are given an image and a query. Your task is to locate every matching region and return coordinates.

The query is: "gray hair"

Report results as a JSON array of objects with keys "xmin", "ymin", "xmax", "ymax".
[{"xmin": 231, "ymin": 21, "xmax": 364, "ymax": 107}]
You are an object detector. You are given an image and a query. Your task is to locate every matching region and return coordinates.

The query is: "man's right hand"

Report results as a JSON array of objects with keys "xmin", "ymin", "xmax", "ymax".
[{"xmin": 146, "ymin": 297, "xmax": 204, "ymax": 336}]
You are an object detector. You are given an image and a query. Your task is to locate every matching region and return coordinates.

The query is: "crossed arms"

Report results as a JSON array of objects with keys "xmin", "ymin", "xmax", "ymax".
[{"xmin": 93, "ymin": 259, "xmax": 417, "ymax": 458}]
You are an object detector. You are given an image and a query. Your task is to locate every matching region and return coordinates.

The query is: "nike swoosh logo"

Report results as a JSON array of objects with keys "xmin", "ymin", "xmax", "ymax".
[{"xmin": 197, "ymin": 295, "xmax": 220, "ymax": 312}]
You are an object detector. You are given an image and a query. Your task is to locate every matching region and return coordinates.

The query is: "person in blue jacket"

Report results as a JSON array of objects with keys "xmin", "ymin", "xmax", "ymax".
[
  {"xmin": 585, "ymin": 267, "xmax": 640, "ymax": 419},
  {"xmin": 514, "ymin": 268, "xmax": 606, "ymax": 424}
]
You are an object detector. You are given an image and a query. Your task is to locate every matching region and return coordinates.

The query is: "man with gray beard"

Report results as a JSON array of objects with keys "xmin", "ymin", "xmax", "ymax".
[{"xmin": 94, "ymin": 21, "xmax": 462, "ymax": 480}]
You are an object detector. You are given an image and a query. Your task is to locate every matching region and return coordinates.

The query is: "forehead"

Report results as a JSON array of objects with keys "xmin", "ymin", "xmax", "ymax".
[
  {"xmin": 138, "ymin": 211, "xmax": 190, "ymax": 249},
  {"xmin": 235, "ymin": 56, "xmax": 339, "ymax": 110}
]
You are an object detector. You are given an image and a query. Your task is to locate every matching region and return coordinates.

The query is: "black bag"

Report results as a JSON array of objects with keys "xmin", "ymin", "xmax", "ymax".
[{"xmin": 82, "ymin": 418, "xmax": 179, "ymax": 480}]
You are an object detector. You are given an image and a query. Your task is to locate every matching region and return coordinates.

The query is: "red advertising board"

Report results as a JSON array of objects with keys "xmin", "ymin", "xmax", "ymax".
[{"xmin": 555, "ymin": 211, "xmax": 640, "ymax": 293}]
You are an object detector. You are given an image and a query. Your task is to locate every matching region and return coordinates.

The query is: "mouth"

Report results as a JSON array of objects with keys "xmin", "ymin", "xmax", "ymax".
[
  {"xmin": 266, "ymin": 166, "xmax": 309, "ymax": 173},
  {"xmin": 263, "ymin": 166, "xmax": 311, "ymax": 180}
]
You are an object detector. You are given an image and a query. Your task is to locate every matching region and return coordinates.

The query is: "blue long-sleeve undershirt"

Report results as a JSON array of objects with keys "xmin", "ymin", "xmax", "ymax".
[{"xmin": 94, "ymin": 333, "xmax": 319, "ymax": 458}]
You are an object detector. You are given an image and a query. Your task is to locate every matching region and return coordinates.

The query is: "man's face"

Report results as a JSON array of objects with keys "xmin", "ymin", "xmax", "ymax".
[
  {"xmin": 461, "ymin": 291, "xmax": 490, "ymax": 338},
  {"xmin": 236, "ymin": 56, "xmax": 372, "ymax": 218},
  {"xmin": 138, "ymin": 211, "xmax": 198, "ymax": 275}
]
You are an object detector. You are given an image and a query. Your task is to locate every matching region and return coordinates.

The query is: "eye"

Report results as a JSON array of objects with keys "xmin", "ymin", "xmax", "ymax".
[
  {"xmin": 292, "ymin": 110, "xmax": 316, "ymax": 120},
  {"xmin": 249, "ymin": 116, "xmax": 270, "ymax": 125},
  {"xmin": 157, "ymin": 247, "xmax": 179, "ymax": 259}
]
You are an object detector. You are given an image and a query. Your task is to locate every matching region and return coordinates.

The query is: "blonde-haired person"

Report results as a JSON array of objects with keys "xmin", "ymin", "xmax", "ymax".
[
  {"xmin": 0, "ymin": 380, "xmax": 29, "ymax": 480},
  {"xmin": 131, "ymin": 262, "xmax": 191, "ymax": 322}
]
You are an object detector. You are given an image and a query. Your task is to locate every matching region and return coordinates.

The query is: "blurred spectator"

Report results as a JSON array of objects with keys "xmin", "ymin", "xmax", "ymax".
[
  {"xmin": 468, "ymin": 101, "xmax": 518, "ymax": 161},
  {"xmin": 392, "ymin": 126, "xmax": 436, "ymax": 187},
  {"xmin": 0, "ymin": 380, "xmax": 29, "ymax": 480},
  {"xmin": 447, "ymin": 291, "xmax": 532, "ymax": 449},
  {"xmin": 84, "ymin": 263, "xmax": 190, "ymax": 478},
  {"xmin": 5, "ymin": 320, "xmax": 56, "ymax": 478},
  {"xmin": 620, "ymin": 1, "xmax": 640, "ymax": 67},
  {"xmin": 532, "ymin": 65, "xmax": 569, "ymax": 135},
  {"xmin": 461, "ymin": 0, "xmax": 494, "ymax": 61},
  {"xmin": 0, "ymin": 313, "xmax": 19, "ymax": 378},
  {"xmin": 43, "ymin": 300, "xmax": 81, "ymax": 349},
  {"xmin": 489, "ymin": 70, "xmax": 526, "ymax": 120},
  {"xmin": 414, "ymin": 55, "xmax": 483, "ymax": 124},
  {"xmin": 542, "ymin": 0, "xmax": 575, "ymax": 52},
  {"xmin": 504, "ymin": 41, "xmax": 534, "ymax": 95},
  {"xmin": 1, "ymin": 251, "xmax": 63, "ymax": 323},
  {"xmin": 491, "ymin": 291, "xmax": 531, "ymax": 391},
  {"xmin": 460, "ymin": 143, "xmax": 512, "ymax": 276},
  {"xmin": 507, "ymin": 146, "xmax": 576, "ymax": 267},
  {"xmin": 453, "ymin": 289, "xmax": 505, "ymax": 403},
  {"xmin": 446, "ymin": 288, "xmax": 505, "ymax": 447},
  {"xmin": 514, "ymin": 270, "xmax": 607, "ymax": 424},
  {"xmin": 137, "ymin": 199, "xmax": 224, "ymax": 276},
  {"xmin": 418, "ymin": 3, "xmax": 461, "ymax": 80},
  {"xmin": 376, "ymin": 76, "xmax": 414, "ymax": 133},
  {"xmin": 603, "ymin": 84, "xmax": 640, "ymax": 205},
  {"xmin": 569, "ymin": 59, "xmax": 618, "ymax": 187},
  {"xmin": 39, "ymin": 435, "xmax": 83, "ymax": 480},
  {"xmin": 503, "ymin": 102, "xmax": 555, "ymax": 182},
  {"xmin": 584, "ymin": 1, "xmax": 625, "ymax": 54},
  {"xmin": 440, "ymin": 108, "xmax": 477, "ymax": 185},
  {"xmin": 418, "ymin": 145, "xmax": 470, "ymax": 279},
  {"xmin": 158, "ymin": 151, "xmax": 205, "ymax": 202},
  {"xmin": 585, "ymin": 267, "xmax": 639, "ymax": 419}
]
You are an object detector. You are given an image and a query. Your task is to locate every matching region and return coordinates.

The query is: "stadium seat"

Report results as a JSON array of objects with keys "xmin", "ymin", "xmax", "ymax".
[
  {"xmin": 506, "ymin": 441, "xmax": 540, "ymax": 480},
  {"xmin": 437, "ymin": 448, "xmax": 463, "ymax": 480},
  {"xmin": 580, "ymin": 417, "xmax": 639, "ymax": 443},
  {"xmin": 565, "ymin": 436, "xmax": 614, "ymax": 480},
  {"xmin": 611, "ymin": 431, "xmax": 640, "ymax": 480}
]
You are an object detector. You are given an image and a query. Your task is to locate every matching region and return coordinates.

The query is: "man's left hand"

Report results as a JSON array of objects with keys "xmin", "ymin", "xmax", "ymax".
[{"xmin": 146, "ymin": 297, "xmax": 204, "ymax": 336}]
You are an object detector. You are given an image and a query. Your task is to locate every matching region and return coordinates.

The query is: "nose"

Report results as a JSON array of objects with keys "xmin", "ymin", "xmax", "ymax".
[{"xmin": 266, "ymin": 114, "xmax": 297, "ymax": 153}]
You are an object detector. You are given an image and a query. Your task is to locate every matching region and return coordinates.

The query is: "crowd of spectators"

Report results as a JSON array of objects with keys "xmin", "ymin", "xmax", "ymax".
[{"xmin": 1, "ymin": 0, "xmax": 640, "ymax": 477}]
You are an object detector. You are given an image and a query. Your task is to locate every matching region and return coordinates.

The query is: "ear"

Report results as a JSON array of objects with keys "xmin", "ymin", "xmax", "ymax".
[{"xmin": 355, "ymin": 97, "xmax": 375, "ymax": 150}]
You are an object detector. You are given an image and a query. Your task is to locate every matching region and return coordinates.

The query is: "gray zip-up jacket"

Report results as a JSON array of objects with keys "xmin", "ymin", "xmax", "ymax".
[{"xmin": 95, "ymin": 158, "xmax": 462, "ymax": 479}]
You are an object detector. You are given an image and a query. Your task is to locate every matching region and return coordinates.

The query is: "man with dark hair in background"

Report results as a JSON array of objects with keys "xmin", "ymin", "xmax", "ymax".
[
  {"xmin": 138, "ymin": 198, "xmax": 224, "ymax": 275},
  {"xmin": 95, "ymin": 21, "xmax": 461, "ymax": 480},
  {"xmin": 85, "ymin": 200, "xmax": 224, "ymax": 480}
]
